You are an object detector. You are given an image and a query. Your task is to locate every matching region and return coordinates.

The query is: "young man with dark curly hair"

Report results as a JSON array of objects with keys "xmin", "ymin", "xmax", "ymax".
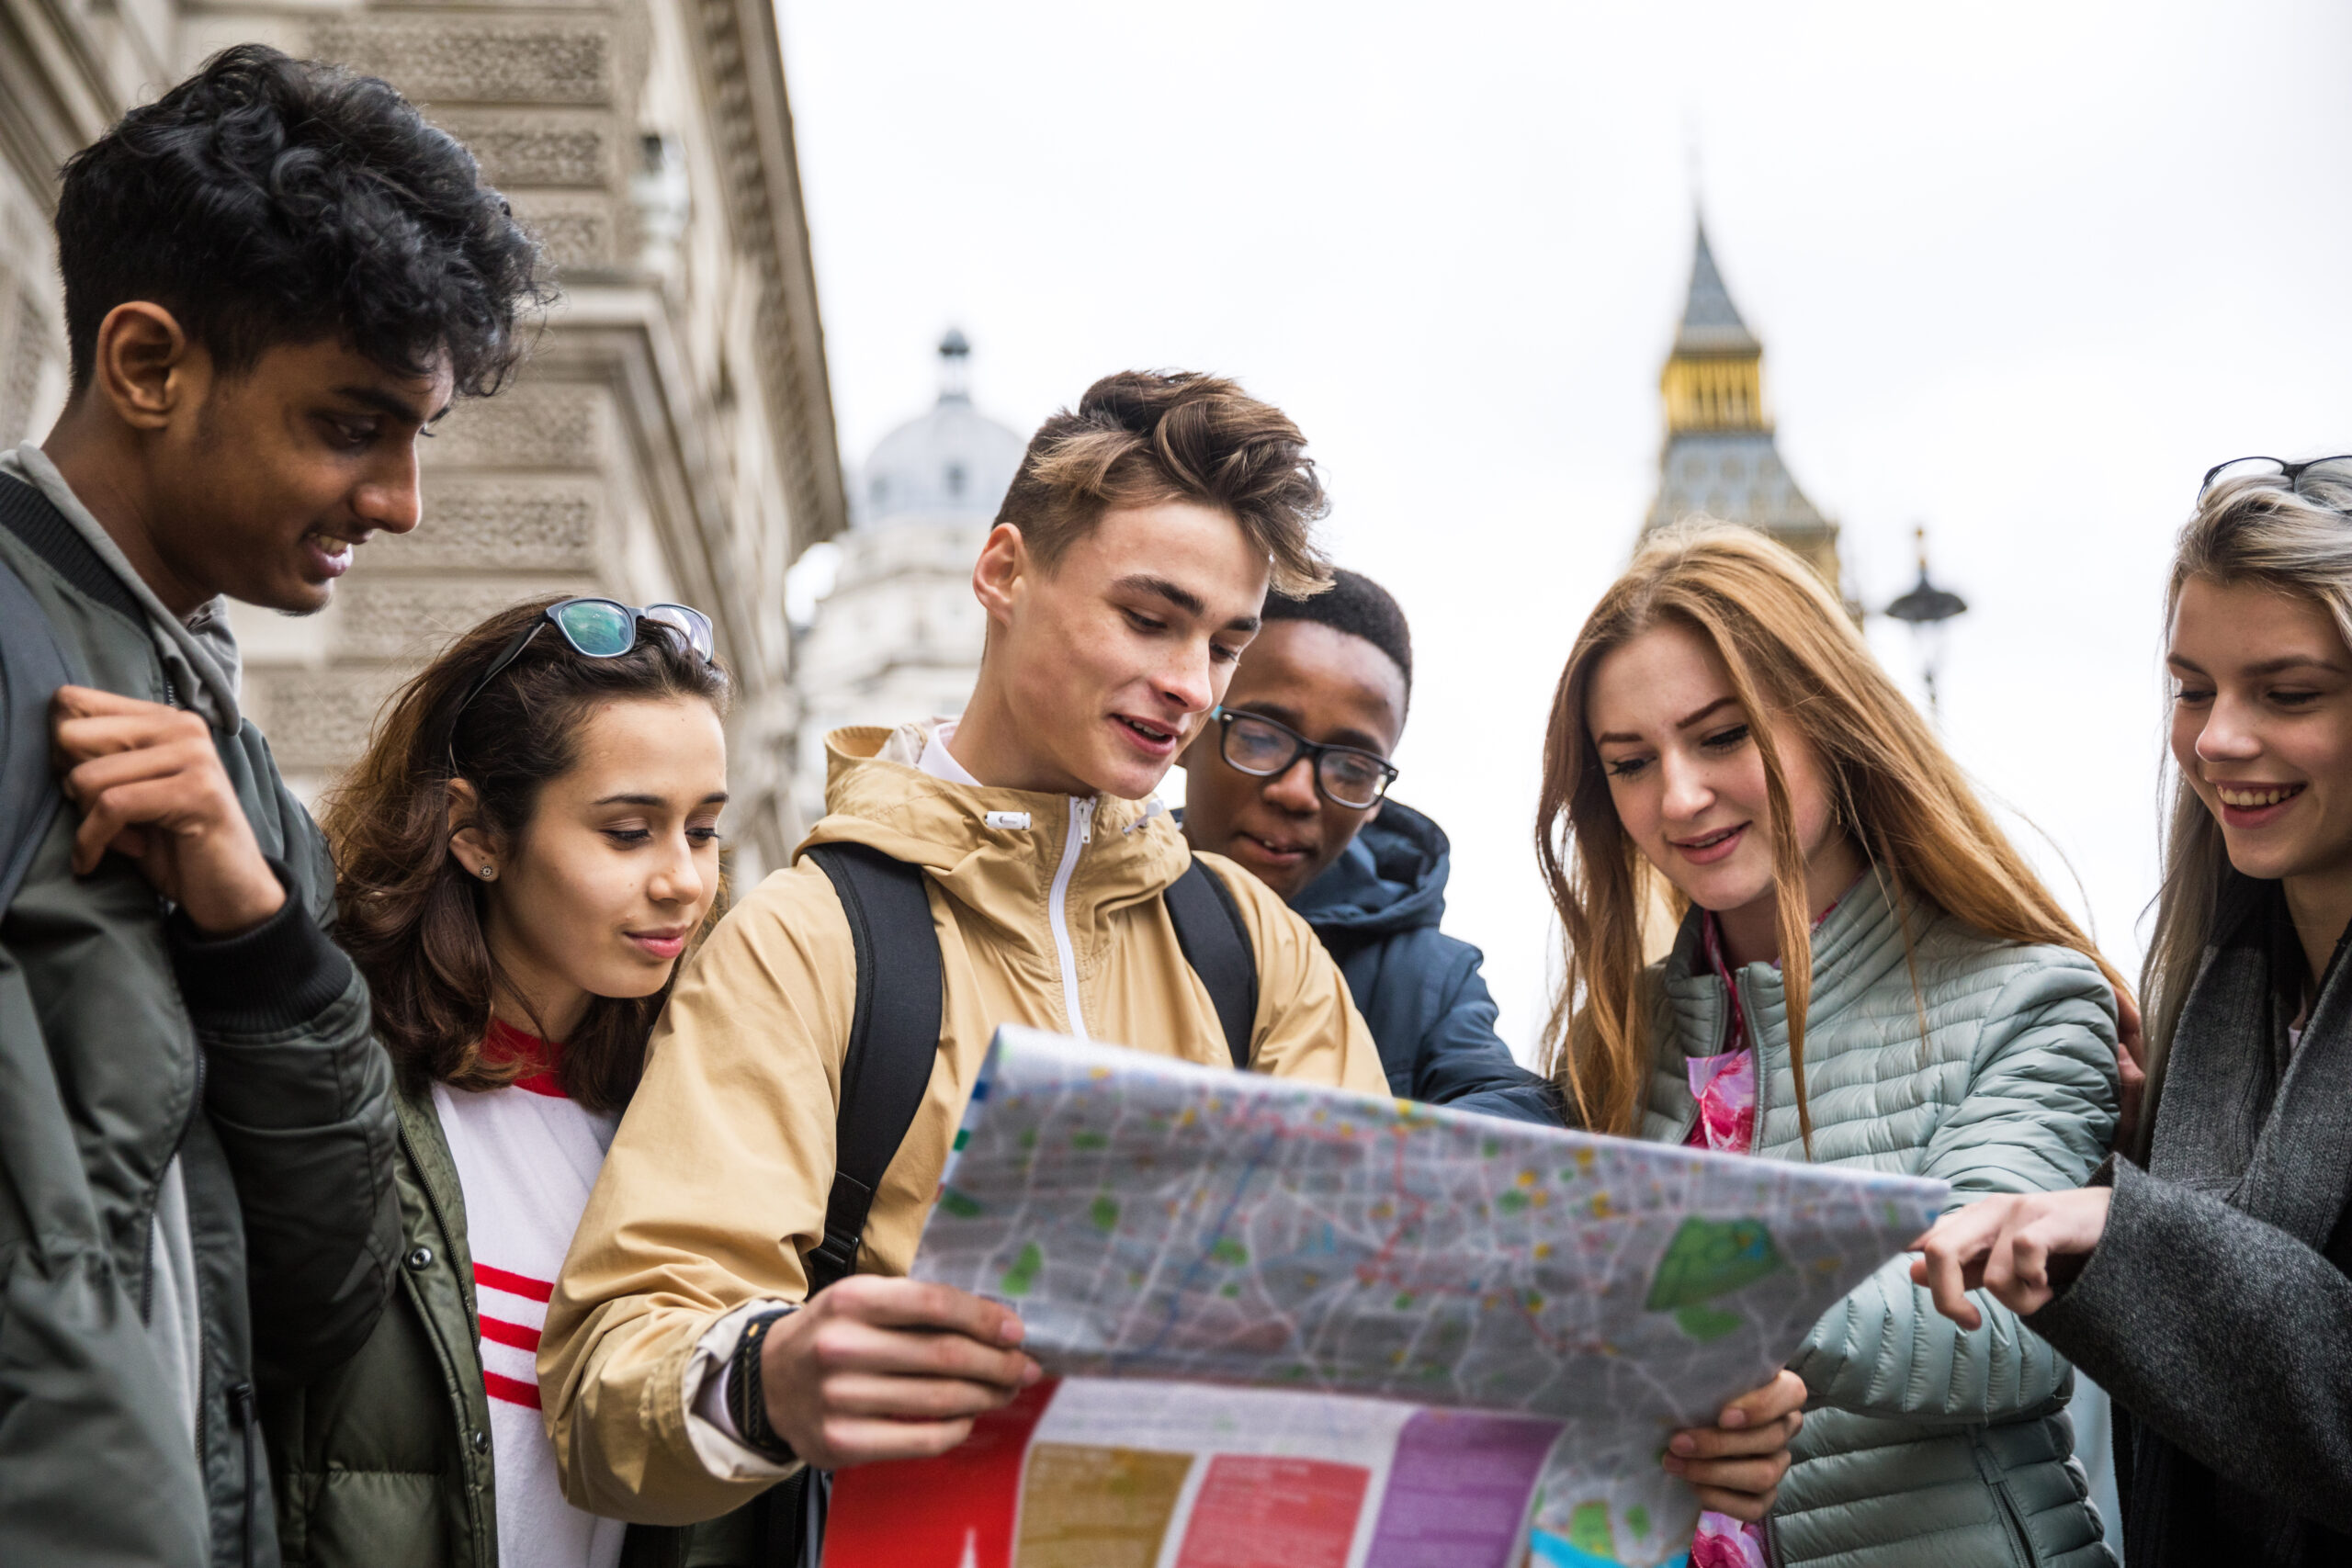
[{"xmin": 0, "ymin": 45, "xmax": 545, "ymax": 1567}]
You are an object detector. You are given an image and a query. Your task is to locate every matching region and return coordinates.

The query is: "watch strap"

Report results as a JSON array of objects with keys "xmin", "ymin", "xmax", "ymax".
[{"xmin": 728, "ymin": 1305, "xmax": 799, "ymax": 1463}]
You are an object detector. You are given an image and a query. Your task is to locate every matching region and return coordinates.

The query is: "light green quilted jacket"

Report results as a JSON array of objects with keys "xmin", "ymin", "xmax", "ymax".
[{"xmin": 1640, "ymin": 874, "xmax": 2120, "ymax": 1568}]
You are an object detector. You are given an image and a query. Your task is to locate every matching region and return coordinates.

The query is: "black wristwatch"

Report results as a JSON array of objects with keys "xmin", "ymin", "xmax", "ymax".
[{"xmin": 727, "ymin": 1305, "xmax": 799, "ymax": 1463}]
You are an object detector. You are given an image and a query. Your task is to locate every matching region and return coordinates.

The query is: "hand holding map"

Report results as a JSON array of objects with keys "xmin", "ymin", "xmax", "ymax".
[{"xmin": 827, "ymin": 1029, "xmax": 1948, "ymax": 1568}]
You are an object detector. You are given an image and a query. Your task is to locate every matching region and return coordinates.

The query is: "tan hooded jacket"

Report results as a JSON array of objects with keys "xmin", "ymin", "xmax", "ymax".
[{"xmin": 539, "ymin": 726, "xmax": 1386, "ymax": 1522}]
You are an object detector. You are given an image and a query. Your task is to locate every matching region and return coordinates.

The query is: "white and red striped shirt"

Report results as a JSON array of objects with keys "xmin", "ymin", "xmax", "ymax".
[{"xmin": 434, "ymin": 1021, "xmax": 627, "ymax": 1568}]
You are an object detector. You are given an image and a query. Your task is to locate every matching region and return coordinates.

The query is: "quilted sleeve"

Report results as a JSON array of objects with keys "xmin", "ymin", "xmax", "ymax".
[{"xmin": 1789, "ymin": 952, "xmax": 2120, "ymax": 1420}]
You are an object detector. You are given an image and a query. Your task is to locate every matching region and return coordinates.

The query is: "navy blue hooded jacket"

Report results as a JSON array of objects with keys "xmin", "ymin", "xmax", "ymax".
[{"xmin": 1292, "ymin": 801, "xmax": 1560, "ymax": 1125}]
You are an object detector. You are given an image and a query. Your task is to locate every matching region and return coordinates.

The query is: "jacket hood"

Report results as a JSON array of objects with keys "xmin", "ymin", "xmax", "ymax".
[
  {"xmin": 1293, "ymin": 799, "xmax": 1450, "ymax": 941},
  {"xmin": 4, "ymin": 442, "xmax": 243, "ymax": 730},
  {"xmin": 806, "ymin": 725, "xmax": 1191, "ymax": 952}
]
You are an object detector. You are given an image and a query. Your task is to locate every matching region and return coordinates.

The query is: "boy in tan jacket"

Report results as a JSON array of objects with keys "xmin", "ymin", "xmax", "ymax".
[{"xmin": 538, "ymin": 371, "xmax": 1391, "ymax": 1524}]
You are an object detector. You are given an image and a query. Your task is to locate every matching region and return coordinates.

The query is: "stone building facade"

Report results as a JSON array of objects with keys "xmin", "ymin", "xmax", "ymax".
[
  {"xmin": 791, "ymin": 330, "xmax": 1023, "ymax": 825},
  {"xmin": 0, "ymin": 0, "xmax": 845, "ymax": 882}
]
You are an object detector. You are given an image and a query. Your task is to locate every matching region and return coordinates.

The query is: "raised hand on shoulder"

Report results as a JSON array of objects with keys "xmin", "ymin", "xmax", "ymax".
[{"xmin": 51, "ymin": 684, "xmax": 285, "ymax": 935}]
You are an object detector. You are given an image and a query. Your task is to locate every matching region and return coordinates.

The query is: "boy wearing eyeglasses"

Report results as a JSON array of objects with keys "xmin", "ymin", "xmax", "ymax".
[{"xmin": 1177, "ymin": 570, "xmax": 1558, "ymax": 1124}]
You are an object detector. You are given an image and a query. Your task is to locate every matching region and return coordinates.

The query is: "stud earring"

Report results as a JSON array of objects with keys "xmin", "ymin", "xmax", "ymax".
[{"xmin": 479, "ymin": 864, "xmax": 496, "ymax": 880}]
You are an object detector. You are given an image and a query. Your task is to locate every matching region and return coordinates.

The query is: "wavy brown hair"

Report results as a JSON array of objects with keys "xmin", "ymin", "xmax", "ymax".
[
  {"xmin": 1536, "ymin": 525, "xmax": 2128, "ymax": 1147},
  {"xmin": 998, "ymin": 369, "xmax": 1333, "ymax": 598},
  {"xmin": 322, "ymin": 597, "xmax": 729, "ymax": 1111}
]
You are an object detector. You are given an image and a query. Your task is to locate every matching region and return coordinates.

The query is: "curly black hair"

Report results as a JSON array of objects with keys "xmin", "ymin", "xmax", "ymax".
[{"xmin": 56, "ymin": 44, "xmax": 550, "ymax": 397}]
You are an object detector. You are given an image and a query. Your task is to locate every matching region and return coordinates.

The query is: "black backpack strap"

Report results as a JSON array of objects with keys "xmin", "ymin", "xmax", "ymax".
[
  {"xmin": 801, "ymin": 842, "xmax": 944, "ymax": 1295},
  {"xmin": 1165, "ymin": 857, "xmax": 1260, "ymax": 1070}
]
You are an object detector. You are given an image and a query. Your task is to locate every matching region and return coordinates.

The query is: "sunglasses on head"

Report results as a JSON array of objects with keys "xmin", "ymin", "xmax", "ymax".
[
  {"xmin": 2199, "ymin": 455, "xmax": 2352, "ymax": 498},
  {"xmin": 446, "ymin": 598, "xmax": 716, "ymax": 768}
]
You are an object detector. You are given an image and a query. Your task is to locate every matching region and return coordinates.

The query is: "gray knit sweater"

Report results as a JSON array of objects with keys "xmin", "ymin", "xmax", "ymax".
[
  {"xmin": 1639, "ymin": 874, "xmax": 2120, "ymax": 1568},
  {"xmin": 2030, "ymin": 874, "xmax": 2352, "ymax": 1568}
]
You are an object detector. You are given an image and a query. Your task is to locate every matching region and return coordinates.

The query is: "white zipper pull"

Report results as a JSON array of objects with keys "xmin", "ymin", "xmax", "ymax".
[{"xmin": 1050, "ymin": 797, "xmax": 1096, "ymax": 1040}]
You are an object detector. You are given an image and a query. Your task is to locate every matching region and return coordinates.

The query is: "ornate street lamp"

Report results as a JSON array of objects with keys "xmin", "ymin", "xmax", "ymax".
[{"xmin": 1883, "ymin": 525, "xmax": 1967, "ymax": 719}]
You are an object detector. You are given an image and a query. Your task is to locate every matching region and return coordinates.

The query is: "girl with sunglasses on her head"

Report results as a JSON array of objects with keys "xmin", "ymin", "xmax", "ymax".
[
  {"xmin": 261, "ymin": 597, "xmax": 736, "ymax": 1568},
  {"xmin": 1917, "ymin": 457, "xmax": 2352, "ymax": 1567},
  {"xmin": 1540, "ymin": 525, "xmax": 2130, "ymax": 1568}
]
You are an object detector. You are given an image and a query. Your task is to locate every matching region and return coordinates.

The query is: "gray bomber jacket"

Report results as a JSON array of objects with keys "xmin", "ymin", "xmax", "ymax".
[
  {"xmin": 0, "ymin": 468, "xmax": 401, "ymax": 1567},
  {"xmin": 1639, "ymin": 874, "xmax": 2121, "ymax": 1568}
]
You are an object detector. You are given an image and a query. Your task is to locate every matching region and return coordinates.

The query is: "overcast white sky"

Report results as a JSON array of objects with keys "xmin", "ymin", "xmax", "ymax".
[{"xmin": 776, "ymin": 0, "xmax": 2352, "ymax": 1060}]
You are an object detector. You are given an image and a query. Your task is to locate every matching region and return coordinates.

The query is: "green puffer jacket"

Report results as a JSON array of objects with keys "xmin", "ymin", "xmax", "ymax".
[
  {"xmin": 0, "ymin": 466, "xmax": 401, "ymax": 1568},
  {"xmin": 265, "ymin": 1081, "xmax": 757, "ymax": 1568},
  {"xmin": 1639, "ymin": 874, "xmax": 2120, "ymax": 1568}
]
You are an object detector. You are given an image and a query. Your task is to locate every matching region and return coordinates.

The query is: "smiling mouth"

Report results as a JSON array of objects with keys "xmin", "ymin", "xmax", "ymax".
[
  {"xmin": 1240, "ymin": 831, "xmax": 1309, "ymax": 861},
  {"xmin": 1115, "ymin": 715, "xmax": 1179, "ymax": 747},
  {"xmin": 1670, "ymin": 825, "xmax": 1746, "ymax": 852},
  {"xmin": 2214, "ymin": 783, "xmax": 2305, "ymax": 809},
  {"xmin": 303, "ymin": 529, "xmax": 366, "ymax": 575}
]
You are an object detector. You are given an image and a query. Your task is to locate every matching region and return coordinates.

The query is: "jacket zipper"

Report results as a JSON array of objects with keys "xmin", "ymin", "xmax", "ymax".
[
  {"xmin": 1736, "ymin": 972, "xmax": 1773, "ymax": 1138},
  {"xmin": 1049, "ymin": 798, "xmax": 1095, "ymax": 1040},
  {"xmin": 229, "ymin": 1379, "xmax": 257, "ymax": 1568},
  {"xmin": 1973, "ymin": 1440, "xmax": 2040, "ymax": 1568}
]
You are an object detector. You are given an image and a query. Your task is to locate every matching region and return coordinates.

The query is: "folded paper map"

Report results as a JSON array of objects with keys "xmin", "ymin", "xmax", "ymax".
[{"xmin": 826, "ymin": 1027, "xmax": 1949, "ymax": 1568}]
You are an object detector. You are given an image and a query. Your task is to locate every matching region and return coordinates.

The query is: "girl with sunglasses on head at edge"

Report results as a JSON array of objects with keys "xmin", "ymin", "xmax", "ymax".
[
  {"xmin": 1916, "ymin": 456, "xmax": 2352, "ymax": 1568},
  {"xmin": 260, "ymin": 597, "xmax": 740, "ymax": 1568},
  {"xmin": 1540, "ymin": 524, "xmax": 2133, "ymax": 1568}
]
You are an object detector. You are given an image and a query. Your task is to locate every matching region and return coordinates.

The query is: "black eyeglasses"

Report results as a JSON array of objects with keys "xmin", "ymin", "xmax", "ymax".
[
  {"xmin": 1211, "ymin": 705, "xmax": 1398, "ymax": 810},
  {"xmin": 447, "ymin": 598, "xmax": 715, "ymax": 767},
  {"xmin": 2199, "ymin": 455, "xmax": 2352, "ymax": 498}
]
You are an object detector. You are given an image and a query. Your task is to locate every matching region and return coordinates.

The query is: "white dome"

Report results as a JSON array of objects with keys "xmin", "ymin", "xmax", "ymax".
[{"xmin": 853, "ymin": 332, "xmax": 1026, "ymax": 529}]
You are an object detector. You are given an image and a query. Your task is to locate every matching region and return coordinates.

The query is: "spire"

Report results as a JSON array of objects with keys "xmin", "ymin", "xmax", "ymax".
[
  {"xmin": 937, "ymin": 327, "xmax": 972, "ymax": 403},
  {"xmin": 1676, "ymin": 220, "xmax": 1760, "ymax": 355},
  {"xmin": 1645, "ymin": 218, "xmax": 1840, "ymax": 594},
  {"xmin": 1659, "ymin": 220, "xmax": 1768, "ymax": 434}
]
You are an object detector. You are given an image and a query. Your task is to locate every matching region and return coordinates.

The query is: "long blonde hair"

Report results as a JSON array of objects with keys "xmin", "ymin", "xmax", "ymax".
[
  {"xmin": 1536, "ymin": 525, "xmax": 2127, "ymax": 1147},
  {"xmin": 2141, "ymin": 459, "xmax": 2352, "ymax": 1154}
]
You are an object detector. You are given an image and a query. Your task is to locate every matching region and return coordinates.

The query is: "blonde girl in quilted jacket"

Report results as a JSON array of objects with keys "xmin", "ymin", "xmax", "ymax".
[{"xmin": 1537, "ymin": 524, "xmax": 2131, "ymax": 1568}]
